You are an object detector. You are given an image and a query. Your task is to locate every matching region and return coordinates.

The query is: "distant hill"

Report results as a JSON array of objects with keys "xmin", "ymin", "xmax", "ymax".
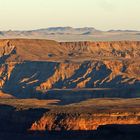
[
  {"xmin": 0, "ymin": 27, "xmax": 140, "ymax": 41},
  {"xmin": 0, "ymin": 27, "xmax": 101, "ymax": 36},
  {"xmin": 33, "ymin": 27, "xmax": 101, "ymax": 34}
]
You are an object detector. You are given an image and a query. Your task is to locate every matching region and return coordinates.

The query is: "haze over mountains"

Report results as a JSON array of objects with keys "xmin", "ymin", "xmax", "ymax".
[{"xmin": 0, "ymin": 27, "xmax": 140, "ymax": 41}]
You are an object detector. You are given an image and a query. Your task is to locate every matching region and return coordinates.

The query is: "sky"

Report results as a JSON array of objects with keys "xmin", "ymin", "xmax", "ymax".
[{"xmin": 0, "ymin": 0, "xmax": 140, "ymax": 31}]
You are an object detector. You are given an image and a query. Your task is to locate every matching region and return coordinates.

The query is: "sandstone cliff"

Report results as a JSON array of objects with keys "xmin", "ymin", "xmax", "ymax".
[
  {"xmin": 30, "ymin": 110, "xmax": 140, "ymax": 131},
  {"xmin": 0, "ymin": 39, "xmax": 139, "ymax": 97},
  {"xmin": 1, "ymin": 98, "xmax": 140, "ymax": 132}
]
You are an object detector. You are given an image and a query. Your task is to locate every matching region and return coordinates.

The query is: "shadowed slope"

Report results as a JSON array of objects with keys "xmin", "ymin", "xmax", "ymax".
[
  {"xmin": 1, "ymin": 60, "xmax": 139, "ymax": 99},
  {"xmin": 0, "ymin": 39, "xmax": 139, "ymax": 98}
]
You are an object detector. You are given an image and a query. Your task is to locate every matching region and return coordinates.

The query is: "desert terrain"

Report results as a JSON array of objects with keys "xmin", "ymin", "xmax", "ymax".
[
  {"xmin": 0, "ymin": 39, "xmax": 140, "ymax": 139},
  {"xmin": 0, "ymin": 27, "xmax": 140, "ymax": 41},
  {"xmin": 1, "ymin": 98, "xmax": 140, "ymax": 140}
]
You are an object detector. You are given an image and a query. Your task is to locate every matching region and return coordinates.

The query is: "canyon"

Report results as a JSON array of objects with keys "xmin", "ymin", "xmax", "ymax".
[
  {"xmin": 0, "ymin": 39, "xmax": 140, "ymax": 139},
  {"xmin": 0, "ymin": 39, "xmax": 139, "ymax": 98},
  {"xmin": 1, "ymin": 98, "xmax": 140, "ymax": 140}
]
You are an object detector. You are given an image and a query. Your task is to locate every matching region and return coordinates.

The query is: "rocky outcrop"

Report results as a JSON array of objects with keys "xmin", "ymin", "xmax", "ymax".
[
  {"xmin": 30, "ymin": 110, "xmax": 140, "ymax": 131},
  {"xmin": 59, "ymin": 41, "xmax": 140, "ymax": 58},
  {"xmin": 1, "ymin": 60, "xmax": 139, "ymax": 97},
  {"xmin": 0, "ymin": 102, "xmax": 140, "ymax": 132},
  {"xmin": 0, "ymin": 39, "xmax": 140, "ymax": 62},
  {"xmin": 37, "ymin": 60, "xmax": 140, "ymax": 90},
  {"xmin": 0, "ymin": 39, "xmax": 139, "ymax": 97}
]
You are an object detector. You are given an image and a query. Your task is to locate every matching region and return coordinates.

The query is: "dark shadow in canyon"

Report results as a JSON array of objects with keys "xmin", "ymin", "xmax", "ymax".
[
  {"xmin": 0, "ymin": 104, "xmax": 49, "ymax": 133},
  {"xmin": 1, "ymin": 61, "xmax": 140, "ymax": 105},
  {"xmin": 0, "ymin": 104, "xmax": 140, "ymax": 140},
  {"xmin": 29, "ymin": 125, "xmax": 140, "ymax": 140},
  {"xmin": 3, "ymin": 61, "xmax": 59, "ymax": 98},
  {"xmin": 43, "ymin": 88, "xmax": 140, "ymax": 105},
  {"xmin": 1, "ymin": 123, "xmax": 140, "ymax": 140}
]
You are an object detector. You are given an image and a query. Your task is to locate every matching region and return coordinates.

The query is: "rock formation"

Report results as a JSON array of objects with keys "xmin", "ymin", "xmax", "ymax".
[
  {"xmin": 30, "ymin": 110, "xmax": 140, "ymax": 131},
  {"xmin": 1, "ymin": 99, "xmax": 140, "ymax": 132},
  {"xmin": 0, "ymin": 39, "xmax": 139, "ymax": 97}
]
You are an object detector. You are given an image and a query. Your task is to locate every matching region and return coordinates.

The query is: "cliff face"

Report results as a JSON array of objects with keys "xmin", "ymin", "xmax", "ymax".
[
  {"xmin": 59, "ymin": 41, "xmax": 140, "ymax": 58},
  {"xmin": 1, "ymin": 99, "xmax": 140, "ymax": 132},
  {"xmin": 1, "ymin": 60, "xmax": 140, "ymax": 97},
  {"xmin": 0, "ymin": 39, "xmax": 140, "ymax": 62},
  {"xmin": 37, "ymin": 60, "xmax": 140, "ymax": 90},
  {"xmin": 0, "ymin": 39, "xmax": 139, "ymax": 97},
  {"xmin": 30, "ymin": 111, "xmax": 140, "ymax": 131}
]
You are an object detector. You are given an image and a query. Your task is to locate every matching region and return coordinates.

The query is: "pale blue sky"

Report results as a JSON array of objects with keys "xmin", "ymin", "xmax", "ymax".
[{"xmin": 0, "ymin": 0, "xmax": 140, "ymax": 30}]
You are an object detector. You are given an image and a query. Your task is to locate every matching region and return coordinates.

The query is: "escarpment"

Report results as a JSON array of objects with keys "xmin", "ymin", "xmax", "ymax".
[
  {"xmin": 1, "ymin": 98, "xmax": 140, "ymax": 132},
  {"xmin": 0, "ymin": 39, "xmax": 139, "ymax": 97},
  {"xmin": 59, "ymin": 41, "xmax": 140, "ymax": 58},
  {"xmin": 30, "ymin": 110, "xmax": 140, "ymax": 131},
  {"xmin": 0, "ymin": 39, "xmax": 140, "ymax": 139}
]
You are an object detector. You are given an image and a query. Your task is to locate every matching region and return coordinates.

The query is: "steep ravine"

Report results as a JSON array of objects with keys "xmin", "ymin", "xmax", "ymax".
[{"xmin": 0, "ymin": 39, "xmax": 139, "ymax": 97}]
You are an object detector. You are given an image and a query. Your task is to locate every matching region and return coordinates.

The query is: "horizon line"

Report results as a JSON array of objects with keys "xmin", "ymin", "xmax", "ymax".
[{"xmin": 0, "ymin": 26, "xmax": 140, "ymax": 32}]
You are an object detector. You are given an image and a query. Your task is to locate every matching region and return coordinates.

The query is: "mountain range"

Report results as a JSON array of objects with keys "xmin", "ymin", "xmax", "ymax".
[{"xmin": 0, "ymin": 27, "xmax": 140, "ymax": 41}]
